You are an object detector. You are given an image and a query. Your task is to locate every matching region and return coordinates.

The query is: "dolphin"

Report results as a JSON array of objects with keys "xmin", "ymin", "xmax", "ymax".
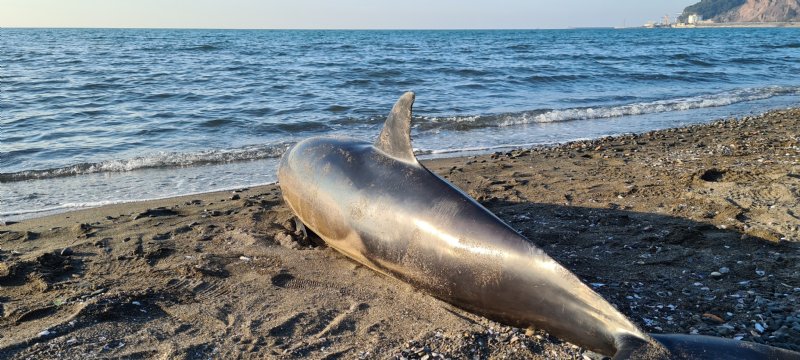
[{"xmin": 277, "ymin": 92, "xmax": 800, "ymax": 359}]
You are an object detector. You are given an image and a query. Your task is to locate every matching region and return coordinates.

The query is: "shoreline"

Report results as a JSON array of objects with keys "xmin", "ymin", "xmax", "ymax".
[{"xmin": 1, "ymin": 108, "xmax": 799, "ymax": 358}]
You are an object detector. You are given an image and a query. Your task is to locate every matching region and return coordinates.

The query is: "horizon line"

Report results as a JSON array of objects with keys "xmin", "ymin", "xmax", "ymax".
[{"xmin": 1, "ymin": 26, "xmax": 639, "ymax": 31}]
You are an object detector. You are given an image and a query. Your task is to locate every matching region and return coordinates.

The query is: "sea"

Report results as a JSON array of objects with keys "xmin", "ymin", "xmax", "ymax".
[{"xmin": 2, "ymin": 28, "xmax": 800, "ymax": 221}]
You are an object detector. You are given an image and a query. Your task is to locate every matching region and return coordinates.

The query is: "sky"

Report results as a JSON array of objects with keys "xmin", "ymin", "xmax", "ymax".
[{"xmin": 2, "ymin": 0, "xmax": 698, "ymax": 29}]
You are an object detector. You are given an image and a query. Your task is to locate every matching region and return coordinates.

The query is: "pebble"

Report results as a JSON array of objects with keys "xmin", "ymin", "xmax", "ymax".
[
  {"xmin": 0, "ymin": 262, "xmax": 12, "ymax": 278},
  {"xmin": 719, "ymin": 267, "xmax": 730, "ymax": 274},
  {"xmin": 60, "ymin": 247, "xmax": 74, "ymax": 256},
  {"xmin": 38, "ymin": 330, "xmax": 51, "ymax": 337},
  {"xmin": 152, "ymin": 233, "xmax": 171, "ymax": 241},
  {"xmin": 134, "ymin": 207, "xmax": 178, "ymax": 219},
  {"xmin": 755, "ymin": 323, "xmax": 765, "ymax": 333},
  {"xmin": 239, "ymin": 256, "xmax": 252, "ymax": 262},
  {"xmin": 709, "ymin": 271, "xmax": 723, "ymax": 279},
  {"xmin": 205, "ymin": 210, "xmax": 222, "ymax": 217}
]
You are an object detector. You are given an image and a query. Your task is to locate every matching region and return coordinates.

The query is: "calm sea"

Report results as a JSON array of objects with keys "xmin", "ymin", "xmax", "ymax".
[{"xmin": 2, "ymin": 28, "xmax": 799, "ymax": 220}]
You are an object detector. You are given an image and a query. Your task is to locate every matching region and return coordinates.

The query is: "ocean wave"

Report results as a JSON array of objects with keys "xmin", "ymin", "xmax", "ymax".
[
  {"xmin": 0, "ymin": 143, "xmax": 293, "ymax": 183},
  {"xmin": 761, "ymin": 43, "xmax": 800, "ymax": 49},
  {"xmin": 5, "ymin": 86, "xmax": 797, "ymax": 182},
  {"xmin": 0, "ymin": 180, "xmax": 278, "ymax": 219},
  {"xmin": 418, "ymin": 86, "xmax": 800, "ymax": 130}
]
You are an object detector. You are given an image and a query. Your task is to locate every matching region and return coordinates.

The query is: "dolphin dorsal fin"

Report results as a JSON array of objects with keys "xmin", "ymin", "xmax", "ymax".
[{"xmin": 375, "ymin": 92, "xmax": 418, "ymax": 164}]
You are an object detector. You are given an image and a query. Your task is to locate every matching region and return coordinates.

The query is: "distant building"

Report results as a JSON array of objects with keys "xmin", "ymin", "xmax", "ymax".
[{"xmin": 687, "ymin": 14, "xmax": 702, "ymax": 25}]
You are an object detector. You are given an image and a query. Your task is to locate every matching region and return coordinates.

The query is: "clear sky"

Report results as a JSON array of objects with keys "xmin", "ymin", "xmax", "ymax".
[{"xmin": 2, "ymin": 0, "xmax": 697, "ymax": 29}]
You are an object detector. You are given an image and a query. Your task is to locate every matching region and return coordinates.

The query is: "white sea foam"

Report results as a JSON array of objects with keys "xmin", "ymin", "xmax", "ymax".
[
  {"xmin": 0, "ymin": 181, "xmax": 278, "ymax": 221},
  {"xmin": 1, "ymin": 143, "xmax": 293, "ymax": 182},
  {"xmin": 420, "ymin": 86, "xmax": 800, "ymax": 129}
]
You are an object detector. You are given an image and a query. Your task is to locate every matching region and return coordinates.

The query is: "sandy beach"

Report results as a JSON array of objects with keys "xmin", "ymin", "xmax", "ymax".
[{"xmin": 1, "ymin": 109, "xmax": 799, "ymax": 359}]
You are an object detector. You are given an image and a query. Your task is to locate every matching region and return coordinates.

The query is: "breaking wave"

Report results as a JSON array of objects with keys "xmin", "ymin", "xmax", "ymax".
[
  {"xmin": 4, "ymin": 86, "xmax": 797, "ymax": 183},
  {"xmin": 1, "ymin": 143, "xmax": 293, "ymax": 183},
  {"xmin": 418, "ymin": 86, "xmax": 800, "ymax": 131}
]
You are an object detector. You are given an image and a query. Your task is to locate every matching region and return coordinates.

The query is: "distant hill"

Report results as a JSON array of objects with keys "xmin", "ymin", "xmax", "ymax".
[{"xmin": 680, "ymin": 0, "xmax": 800, "ymax": 23}]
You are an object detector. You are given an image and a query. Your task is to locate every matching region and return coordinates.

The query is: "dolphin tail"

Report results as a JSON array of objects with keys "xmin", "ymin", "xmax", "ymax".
[{"xmin": 612, "ymin": 333, "xmax": 800, "ymax": 359}]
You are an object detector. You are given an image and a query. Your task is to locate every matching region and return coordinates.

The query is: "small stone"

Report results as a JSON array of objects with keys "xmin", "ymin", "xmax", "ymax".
[
  {"xmin": 719, "ymin": 267, "xmax": 730, "ymax": 274},
  {"xmin": 152, "ymin": 233, "xmax": 171, "ymax": 241},
  {"xmin": 230, "ymin": 194, "xmax": 241, "ymax": 200},
  {"xmin": 0, "ymin": 262, "xmax": 11, "ymax": 278},
  {"xmin": 60, "ymin": 247, "xmax": 74, "ymax": 256},
  {"xmin": 205, "ymin": 209, "xmax": 222, "ymax": 217},
  {"xmin": 174, "ymin": 225, "xmax": 193, "ymax": 234},
  {"xmin": 755, "ymin": 269, "xmax": 766, "ymax": 277},
  {"xmin": 239, "ymin": 256, "xmax": 251, "ymax": 262},
  {"xmin": 73, "ymin": 223, "xmax": 92, "ymax": 233},
  {"xmin": 755, "ymin": 323, "xmax": 765, "ymax": 333},
  {"xmin": 709, "ymin": 271, "xmax": 723, "ymax": 279},
  {"xmin": 134, "ymin": 207, "xmax": 178, "ymax": 220},
  {"xmin": 38, "ymin": 330, "xmax": 51, "ymax": 337},
  {"xmin": 716, "ymin": 324, "xmax": 735, "ymax": 336}
]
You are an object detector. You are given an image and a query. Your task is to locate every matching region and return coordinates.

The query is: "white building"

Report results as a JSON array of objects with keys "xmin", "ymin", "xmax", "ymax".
[{"xmin": 687, "ymin": 14, "xmax": 702, "ymax": 24}]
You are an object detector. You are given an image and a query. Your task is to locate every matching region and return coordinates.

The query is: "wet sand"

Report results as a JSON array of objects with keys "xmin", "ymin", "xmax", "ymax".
[{"xmin": 1, "ymin": 109, "xmax": 799, "ymax": 359}]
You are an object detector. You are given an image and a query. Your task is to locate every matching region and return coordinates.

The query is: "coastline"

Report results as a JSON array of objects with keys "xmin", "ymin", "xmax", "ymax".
[
  {"xmin": 1, "ymin": 108, "xmax": 799, "ymax": 358},
  {"xmin": 667, "ymin": 21, "xmax": 800, "ymax": 28}
]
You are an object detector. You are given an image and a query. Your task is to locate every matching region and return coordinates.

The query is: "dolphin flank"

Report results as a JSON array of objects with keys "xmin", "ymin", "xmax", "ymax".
[{"xmin": 277, "ymin": 92, "xmax": 800, "ymax": 359}]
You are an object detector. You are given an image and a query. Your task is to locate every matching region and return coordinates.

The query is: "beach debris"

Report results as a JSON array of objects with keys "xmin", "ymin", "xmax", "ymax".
[{"xmin": 702, "ymin": 313, "xmax": 725, "ymax": 324}]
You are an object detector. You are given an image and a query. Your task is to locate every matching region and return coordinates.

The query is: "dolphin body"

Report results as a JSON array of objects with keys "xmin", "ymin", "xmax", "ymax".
[{"xmin": 277, "ymin": 93, "xmax": 800, "ymax": 359}]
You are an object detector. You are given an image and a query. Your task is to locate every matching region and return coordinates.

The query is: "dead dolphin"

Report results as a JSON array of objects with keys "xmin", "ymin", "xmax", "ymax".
[{"xmin": 277, "ymin": 92, "xmax": 800, "ymax": 359}]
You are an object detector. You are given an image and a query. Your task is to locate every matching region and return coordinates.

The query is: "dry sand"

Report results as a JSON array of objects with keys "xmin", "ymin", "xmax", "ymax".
[{"xmin": 1, "ymin": 109, "xmax": 799, "ymax": 359}]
